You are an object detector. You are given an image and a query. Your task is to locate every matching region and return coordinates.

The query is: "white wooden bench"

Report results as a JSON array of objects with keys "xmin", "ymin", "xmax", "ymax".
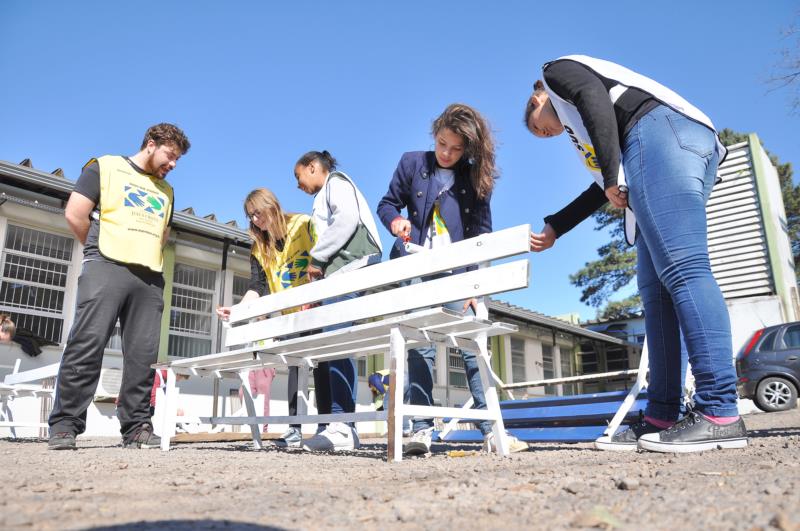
[
  {"xmin": 156, "ymin": 224, "xmax": 531, "ymax": 461},
  {"xmin": 1, "ymin": 360, "xmax": 58, "ymax": 437}
]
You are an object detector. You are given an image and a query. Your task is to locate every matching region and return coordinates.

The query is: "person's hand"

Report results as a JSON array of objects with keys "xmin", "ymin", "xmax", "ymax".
[
  {"xmin": 463, "ymin": 298, "xmax": 478, "ymax": 314},
  {"xmin": 530, "ymin": 224, "xmax": 557, "ymax": 252},
  {"xmin": 215, "ymin": 306, "xmax": 231, "ymax": 321},
  {"xmin": 307, "ymin": 264, "xmax": 323, "ymax": 281},
  {"xmin": 300, "ymin": 302, "xmax": 321, "ymax": 311},
  {"xmin": 391, "ymin": 217, "xmax": 411, "ymax": 238},
  {"xmin": 605, "ymin": 185, "xmax": 628, "ymax": 209}
]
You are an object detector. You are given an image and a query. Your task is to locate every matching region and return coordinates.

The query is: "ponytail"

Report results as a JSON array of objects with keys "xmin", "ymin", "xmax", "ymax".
[{"xmin": 296, "ymin": 150, "xmax": 338, "ymax": 172}]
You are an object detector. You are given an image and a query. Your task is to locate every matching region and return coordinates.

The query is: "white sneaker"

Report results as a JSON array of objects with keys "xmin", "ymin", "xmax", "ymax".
[
  {"xmin": 483, "ymin": 431, "xmax": 529, "ymax": 453},
  {"xmin": 302, "ymin": 422, "xmax": 359, "ymax": 452},
  {"xmin": 274, "ymin": 426, "xmax": 303, "ymax": 448},
  {"xmin": 405, "ymin": 427, "xmax": 434, "ymax": 456}
]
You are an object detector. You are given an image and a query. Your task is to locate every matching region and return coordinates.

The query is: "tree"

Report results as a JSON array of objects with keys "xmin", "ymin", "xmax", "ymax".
[
  {"xmin": 568, "ymin": 203, "xmax": 640, "ymax": 318},
  {"xmin": 572, "ymin": 129, "xmax": 799, "ymax": 319},
  {"xmin": 769, "ymin": 16, "xmax": 800, "ymax": 112}
]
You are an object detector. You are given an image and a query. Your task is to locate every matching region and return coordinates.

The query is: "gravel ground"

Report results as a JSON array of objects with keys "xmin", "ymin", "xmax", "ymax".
[{"xmin": 1, "ymin": 408, "xmax": 798, "ymax": 531}]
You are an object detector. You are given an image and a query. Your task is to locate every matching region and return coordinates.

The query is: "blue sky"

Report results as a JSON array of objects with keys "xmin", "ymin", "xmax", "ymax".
[{"xmin": 1, "ymin": 1, "xmax": 798, "ymax": 321}]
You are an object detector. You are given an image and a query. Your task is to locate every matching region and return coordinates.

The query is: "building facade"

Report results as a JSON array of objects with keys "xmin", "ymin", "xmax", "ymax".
[{"xmin": 0, "ymin": 158, "xmax": 629, "ymax": 437}]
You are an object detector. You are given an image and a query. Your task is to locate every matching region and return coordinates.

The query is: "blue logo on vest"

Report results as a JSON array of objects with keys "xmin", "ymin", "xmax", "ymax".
[
  {"xmin": 275, "ymin": 251, "xmax": 311, "ymax": 289},
  {"xmin": 123, "ymin": 185, "xmax": 166, "ymax": 218}
]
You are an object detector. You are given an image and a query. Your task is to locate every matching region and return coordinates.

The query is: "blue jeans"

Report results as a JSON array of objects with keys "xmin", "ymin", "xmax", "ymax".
[
  {"xmin": 406, "ymin": 299, "xmax": 492, "ymax": 435},
  {"xmin": 318, "ymin": 292, "xmax": 358, "ymax": 416},
  {"xmin": 625, "ymin": 105, "xmax": 738, "ymax": 419}
]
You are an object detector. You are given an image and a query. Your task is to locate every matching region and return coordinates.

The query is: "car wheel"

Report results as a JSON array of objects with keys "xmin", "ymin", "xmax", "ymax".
[{"xmin": 754, "ymin": 377, "xmax": 798, "ymax": 412}]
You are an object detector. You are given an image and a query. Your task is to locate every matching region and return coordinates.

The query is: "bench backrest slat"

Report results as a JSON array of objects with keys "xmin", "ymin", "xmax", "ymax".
[
  {"xmin": 228, "ymin": 224, "xmax": 530, "ymax": 323},
  {"xmin": 224, "ymin": 259, "xmax": 529, "ymax": 347}
]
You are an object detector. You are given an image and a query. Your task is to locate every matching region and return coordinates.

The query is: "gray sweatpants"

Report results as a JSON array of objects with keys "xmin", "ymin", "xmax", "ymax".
[{"xmin": 48, "ymin": 259, "xmax": 164, "ymax": 440}]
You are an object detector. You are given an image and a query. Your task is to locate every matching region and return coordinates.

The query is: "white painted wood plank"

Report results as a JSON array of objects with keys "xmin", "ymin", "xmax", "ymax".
[
  {"xmin": 225, "ymin": 259, "xmax": 529, "ymax": 346},
  {"xmin": 400, "ymin": 405, "xmax": 498, "ymax": 420},
  {"xmin": 3, "ymin": 362, "xmax": 60, "ymax": 385},
  {"xmin": 201, "ymin": 411, "xmax": 387, "ymax": 425},
  {"xmin": 229, "ymin": 224, "xmax": 530, "ymax": 323}
]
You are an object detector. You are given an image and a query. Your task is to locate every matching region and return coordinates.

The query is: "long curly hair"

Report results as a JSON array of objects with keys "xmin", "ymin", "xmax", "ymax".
[{"xmin": 432, "ymin": 103, "xmax": 497, "ymax": 200}]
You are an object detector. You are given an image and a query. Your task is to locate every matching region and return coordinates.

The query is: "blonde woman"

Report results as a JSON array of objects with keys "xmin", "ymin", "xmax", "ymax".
[{"xmin": 216, "ymin": 188, "xmax": 314, "ymax": 448}]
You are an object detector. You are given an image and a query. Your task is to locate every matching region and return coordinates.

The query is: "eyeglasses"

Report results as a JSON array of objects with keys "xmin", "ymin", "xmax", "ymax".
[{"xmin": 247, "ymin": 209, "xmax": 263, "ymax": 221}]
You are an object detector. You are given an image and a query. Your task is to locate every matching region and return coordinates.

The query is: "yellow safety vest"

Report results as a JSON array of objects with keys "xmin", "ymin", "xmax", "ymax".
[
  {"xmin": 94, "ymin": 155, "xmax": 173, "ymax": 272},
  {"xmin": 252, "ymin": 214, "xmax": 315, "ymax": 307}
]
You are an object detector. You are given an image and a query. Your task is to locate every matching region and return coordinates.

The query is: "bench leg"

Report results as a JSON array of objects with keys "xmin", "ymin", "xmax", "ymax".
[
  {"xmin": 603, "ymin": 339, "xmax": 649, "ymax": 437},
  {"xmin": 476, "ymin": 333, "xmax": 509, "ymax": 457},
  {"xmin": 160, "ymin": 368, "xmax": 178, "ymax": 451},
  {"xmin": 1, "ymin": 397, "xmax": 17, "ymax": 439},
  {"xmin": 438, "ymin": 396, "xmax": 474, "ymax": 441},
  {"xmin": 388, "ymin": 326, "xmax": 407, "ymax": 462},
  {"xmin": 239, "ymin": 370, "xmax": 264, "ymax": 450}
]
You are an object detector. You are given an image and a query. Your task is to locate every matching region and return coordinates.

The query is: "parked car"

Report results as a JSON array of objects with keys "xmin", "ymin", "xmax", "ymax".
[{"xmin": 736, "ymin": 322, "xmax": 800, "ymax": 412}]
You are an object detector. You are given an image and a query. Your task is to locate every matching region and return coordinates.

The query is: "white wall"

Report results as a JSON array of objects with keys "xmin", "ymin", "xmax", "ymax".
[{"xmin": 727, "ymin": 295, "xmax": 786, "ymax": 354}]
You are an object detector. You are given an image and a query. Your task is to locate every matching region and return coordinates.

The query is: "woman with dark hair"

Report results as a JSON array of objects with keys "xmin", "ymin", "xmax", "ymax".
[
  {"xmin": 524, "ymin": 55, "xmax": 746, "ymax": 453},
  {"xmin": 294, "ymin": 150, "xmax": 383, "ymax": 452},
  {"xmin": 377, "ymin": 103, "xmax": 528, "ymax": 456}
]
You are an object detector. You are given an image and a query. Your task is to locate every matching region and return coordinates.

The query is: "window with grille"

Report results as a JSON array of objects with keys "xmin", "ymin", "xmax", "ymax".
[
  {"xmin": 0, "ymin": 225, "xmax": 74, "ymax": 343},
  {"xmin": 357, "ymin": 358, "xmax": 367, "ymax": 378},
  {"xmin": 560, "ymin": 347, "xmax": 575, "ymax": 395},
  {"xmin": 232, "ymin": 275, "xmax": 250, "ymax": 305},
  {"xmin": 541, "ymin": 343, "xmax": 556, "ymax": 394},
  {"xmin": 606, "ymin": 347, "xmax": 629, "ymax": 371},
  {"xmin": 511, "ymin": 337, "xmax": 526, "ymax": 383},
  {"xmin": 168, "ymin": 263, "xmax": 217, "ymax": 358},
  {"xmin": 542, "ymin": 344, "xmax": 554, "ymax": 380},
  {"xmin": 447, "ymin": 347, "xmax": 467, "ymax": 388},
  {"xmin": 579, "ymin": 342, "xmax": 598, "ymax": 374}
]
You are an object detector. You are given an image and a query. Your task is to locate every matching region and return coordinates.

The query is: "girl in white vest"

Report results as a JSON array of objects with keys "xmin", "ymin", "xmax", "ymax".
[
  {"xmin": 524, "ymin": 55, "xmax": 746, "ymax": 453},
  {"xmin": 293, "ymin": 150, "xmax": 383, "ymax": 452}
]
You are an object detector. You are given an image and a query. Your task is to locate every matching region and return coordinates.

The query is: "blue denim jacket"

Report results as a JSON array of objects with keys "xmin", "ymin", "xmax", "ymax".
[{"xmin": 376, "ymin": 151, "xmax": 492, "ymax": 259}]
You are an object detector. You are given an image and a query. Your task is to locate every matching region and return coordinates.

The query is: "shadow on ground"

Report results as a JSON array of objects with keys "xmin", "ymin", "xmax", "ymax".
[{"xmin": 88, "ymin": 520, "xmax": 285, "ymax": 531}]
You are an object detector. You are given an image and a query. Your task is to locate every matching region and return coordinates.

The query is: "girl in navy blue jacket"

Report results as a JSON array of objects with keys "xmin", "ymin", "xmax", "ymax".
[{"xmin": 377, "ymin": 103, "xmax": 527, "ymax": 455}]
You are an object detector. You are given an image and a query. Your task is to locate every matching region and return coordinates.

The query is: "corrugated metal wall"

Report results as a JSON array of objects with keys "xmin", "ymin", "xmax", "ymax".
[{"xmin": 707, "ymin": 141, "xmax": 773, "ymax": 299}]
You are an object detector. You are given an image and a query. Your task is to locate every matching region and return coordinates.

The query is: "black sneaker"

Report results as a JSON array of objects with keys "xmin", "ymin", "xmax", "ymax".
[
  {"xmin": 638, "ymin": 410, "xmax": 748, "ymax": 453},
  {"xmin": 48, "ymin": 431, "xmax": 77, "ymax": 450},
  {"xmin": 123, "ymin": 423, "xmax": 162, "ymax": 449},
  {"xmin": 595, "ymin": 413, "xmax": 665, "ymax": 452}
]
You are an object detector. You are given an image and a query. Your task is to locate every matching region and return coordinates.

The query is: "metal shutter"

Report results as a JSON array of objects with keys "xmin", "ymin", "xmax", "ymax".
[{"xmin": 707, "ymin": 141, "xmax": 773, "ymax": 299}]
